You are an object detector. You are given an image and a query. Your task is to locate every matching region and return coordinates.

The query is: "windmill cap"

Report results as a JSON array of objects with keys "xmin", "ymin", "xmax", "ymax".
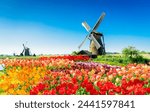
[{"xmin": 92, "ymin": 31, "xmax": 103, "ymax": 36}]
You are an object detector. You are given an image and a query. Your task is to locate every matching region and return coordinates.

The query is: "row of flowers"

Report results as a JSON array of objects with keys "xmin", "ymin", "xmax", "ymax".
[
  {"xmin": 30, "ymin": 62, "xmax": 150, "ymax": 95},
  {"xmin": 0, "ymin": 56, "xmax": 150, "ymax": 95},
  {"xmin": 39, "ymin": 55, "xmax": 90, "ymax": 61}
]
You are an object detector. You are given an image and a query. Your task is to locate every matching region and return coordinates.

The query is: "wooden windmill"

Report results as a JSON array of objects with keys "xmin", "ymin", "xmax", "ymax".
[{"xmin": 79, "ymin": 12, "xmax": 106, "ymax": 55}]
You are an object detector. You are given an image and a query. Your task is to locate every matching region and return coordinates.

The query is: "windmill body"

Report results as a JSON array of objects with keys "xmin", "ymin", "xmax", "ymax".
[{"xmin": 90, "ymin": 32, "xmax": 105, "ymax": 55}]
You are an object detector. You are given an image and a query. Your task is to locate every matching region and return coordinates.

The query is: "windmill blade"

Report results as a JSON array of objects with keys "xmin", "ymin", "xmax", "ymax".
[
  {"xmin": 22, "ymin": 49, "xmax": 25, "ymax": 53},
  {"xmin": 23, "ymin": 44, "xmax": 26, "ymax": 49},
  {"xmin": 78, "ymin": 35, "xmax": 89, "ymax": 49},
  {"xmin": 82, "ymin": 21, "xmax": 91, "ymax": 32},
  {"xmin": 102, "ymin": 35, "xmax": 106, "ymax": 54},
  {"xmin": 21, "ymin": 49, "xmax": 25, "ymax": 55},
  {"xmin": 102, "ymin": 35, "xmax": 105, "ymax": 48},
  {"xmin": 92, "ymin": 12, "xmax": 106, "ymax": 32},
  {"xmin": 90, "ymin": 34, "xmax": 101, "ymax": 49}
]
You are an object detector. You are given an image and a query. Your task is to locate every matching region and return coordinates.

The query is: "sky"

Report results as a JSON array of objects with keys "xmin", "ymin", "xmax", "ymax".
[{"xmin": 0, "ymin": 0, "xmax": 150, "ymax": 55}]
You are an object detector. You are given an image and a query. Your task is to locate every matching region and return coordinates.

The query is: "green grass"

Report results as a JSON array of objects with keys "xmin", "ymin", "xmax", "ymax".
[
  {"xmin": 93, "ymin": 55, "xmax": 128, "ymax": 66},
  {"xmin": 0, "ymin": 71, "xmax": 4, "ymax": 94},
  {"xmin": 0, "ymin": 55, "xmax": 39, "ymax": 59},
  {"xmin": 0, "ymin": 54, "xmax": 59, "ymax": 59},
  {"xmin": 141, "ymin": 54, "xmax": 150, "ymax": 59},
  {"xmin": 93, "ymin": 54, "xmax": 150, "ymax": 66}
]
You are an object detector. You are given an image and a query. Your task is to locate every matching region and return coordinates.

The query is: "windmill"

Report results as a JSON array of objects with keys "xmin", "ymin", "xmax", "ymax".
[
  {"xmin": 78, "ymin": 12, "xmax": 106, "ymax": 55},
  {"xmin": 20, "ymin": 42, "xmax": 31, "ymax": 56}
]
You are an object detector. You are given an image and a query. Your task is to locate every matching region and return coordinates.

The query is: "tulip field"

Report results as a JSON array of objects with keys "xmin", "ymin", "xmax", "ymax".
[{"xmin": 0, "ymin": 55, "xmax": 150, "ymax": 95}]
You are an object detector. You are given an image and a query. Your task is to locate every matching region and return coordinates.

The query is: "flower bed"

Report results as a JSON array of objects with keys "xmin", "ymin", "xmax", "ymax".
[
  {"xmin": 39, "ymin": 55, "xmax": 90, "ymax": 61},
  {"xmin": 0, "ymin": 56, "xmax": 150, "ymax": 95}
]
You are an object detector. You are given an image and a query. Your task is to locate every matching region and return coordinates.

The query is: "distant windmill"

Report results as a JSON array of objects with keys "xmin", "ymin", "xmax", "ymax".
[
  {"xmin": 20, "ymin": 42, "xmax": 31, "ymax": 56},
  {"xmin": 79, "ymin": 12, "xmax": 106, "ymax": 55}
]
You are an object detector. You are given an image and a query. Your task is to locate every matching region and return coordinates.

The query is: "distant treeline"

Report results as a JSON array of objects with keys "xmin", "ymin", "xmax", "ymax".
[
  {"xmin": 106, "ymin": 51, "xmax": 150, "ymax": 54},
  {"xmin": 139, "ymin": 51, "xmax": 150, "ymax": 54}
]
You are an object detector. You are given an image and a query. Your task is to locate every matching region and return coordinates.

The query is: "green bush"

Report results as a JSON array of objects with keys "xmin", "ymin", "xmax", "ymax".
[
  {"xmin": 71, "ymin": 51, "xmax": 79, "ymax": 55},
  {"xmin": 121, "ymin": 46, "xmax": 149, "ymax": 64},
  {"xmin": 122, "ymin": 46, "xmax": 140, "ymax": 59}
]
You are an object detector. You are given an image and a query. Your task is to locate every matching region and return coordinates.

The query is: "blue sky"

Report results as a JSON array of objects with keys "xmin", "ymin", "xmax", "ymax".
[{"xmin": 0, "ymin": 0, "xmax": 150, "ymax": 55}]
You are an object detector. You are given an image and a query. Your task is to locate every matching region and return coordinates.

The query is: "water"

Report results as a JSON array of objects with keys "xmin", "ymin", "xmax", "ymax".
[{"xmin": 0, "ymin": 64, "xmax": 5, "ymax": 70}]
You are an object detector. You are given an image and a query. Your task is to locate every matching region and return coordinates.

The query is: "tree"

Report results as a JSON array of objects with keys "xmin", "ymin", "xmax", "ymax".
[{"xmin": 122, "ymin": 46, "xmax": 140, "ymax": 59}]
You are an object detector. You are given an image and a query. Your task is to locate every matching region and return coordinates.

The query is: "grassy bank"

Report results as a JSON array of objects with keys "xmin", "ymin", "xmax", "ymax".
[
  {"xmin": 93, "ymin": 54, "xmax": 150, "ymax": 66},
  {"xmin": 0, "ymin": 54, "xmax": 150, "ymax": 66},
  {"xmin": 0, "ymin": 55, "xmax": 39, "ymax": 59}
]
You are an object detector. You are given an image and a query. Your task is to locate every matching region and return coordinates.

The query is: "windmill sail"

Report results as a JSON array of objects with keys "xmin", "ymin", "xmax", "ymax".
[
  {"xmin": 82, "ymin": 21, "xmax": 91, "ymax": 32},
  {"xmin": 90, "ymin": 34, "xmax": 101, "ymax": 49},
  {"xmin": 92, "ymin": 12, "xmax": 106, "ymax": 32},
  {"xmin": 78, "ymin": 35, "xmax": 88, "ymax": 49}
]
